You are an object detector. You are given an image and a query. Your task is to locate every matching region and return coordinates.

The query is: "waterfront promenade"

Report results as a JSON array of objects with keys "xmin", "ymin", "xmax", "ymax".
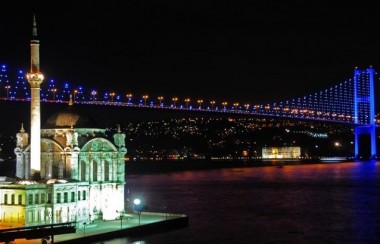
[{"xmin": 6, "ymin": 212, "xmax": 188, "ymax": 244}]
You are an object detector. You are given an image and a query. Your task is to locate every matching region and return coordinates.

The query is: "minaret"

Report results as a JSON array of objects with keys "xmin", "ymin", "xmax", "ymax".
[{"xmin": 26, "ymin": 14, "xmax": 44, "ymax": 179}]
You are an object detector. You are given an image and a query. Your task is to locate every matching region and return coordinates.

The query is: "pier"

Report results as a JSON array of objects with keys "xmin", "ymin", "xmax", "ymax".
[{"xmin": 1, "ymin": 212, "xmax": 188, "ymax": 243}]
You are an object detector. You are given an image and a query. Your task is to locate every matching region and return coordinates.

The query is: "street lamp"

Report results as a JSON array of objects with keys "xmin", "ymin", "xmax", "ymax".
[
  {"xmin": 133, "ymin": 198, "xmax": 142, "ymax": 226},
  {"xmin": 5, "ymin": 85, "xmax": 11, "ymax": 100},
  {"xmin": 73, "ymin": 89, "xmax": 78, "ymax": 102},
  {"xmin": 142, "ymin": 95, "xmax": 149, "ymax": 106},
  {"xmin": 126, "ymin": 93, "xmax": 133, "ymax": 104},
  {"xmin": 117, "ymin": 210, "xmax": 125, "ymax": 229},
  {"xmin": 51, "ymin": 88, "xmax": 57, "ymax": 101},
  {"xmin": 233, "ymin": 102, "xmax": 239, "ymax": 110},
  {"xmin": 184, "ymin": 98, "xmax": 190, "ymax": 108},
  {"xmin": 110, "ymin": 92, "xmax": 115, "ymax": 103},
  {"xmin": 158, "ymin": 96, "xmax": 164, "ymax": 106},
  {"xmin": 172, "ymin": 97, "xmax": 178, "ymax": 107},
  {"xmin": 210, "ymin": 100, "xmax": 216, "ymax": 110},
  {"xmin": 244, "ymin": 103, "xmax": 250, "ymax": 111},
  {"xmin": 91, "ymin": 90, "xmax": 97, "ymax": 101},
  {"xmin": 222, "ymin": 102, "xmax": 228, "ymax": 110},
  {"xmin": 197, "ymin": 99, "xmax": 203, "ymax": 109}
]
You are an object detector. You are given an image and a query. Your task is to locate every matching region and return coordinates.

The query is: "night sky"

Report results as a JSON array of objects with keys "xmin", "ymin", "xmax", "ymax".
[{"xmin": 1, "ymin": 1, "xmax": 380, "ymax": 105}]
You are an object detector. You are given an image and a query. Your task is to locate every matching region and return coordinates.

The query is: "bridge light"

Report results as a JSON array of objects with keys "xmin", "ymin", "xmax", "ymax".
[
  {"xmin": 172, "ymin": 97, "xmax": 178, "ymax": 107},
  {"xmin": 157, "ymin": 96, "xmax": 164, "ymax": 106},
  {"xmin": 210, "ymin": 100, "xmax": 216, "ymax": 110},
  {"xmin": 184, "ymin": 98, "xmax": 191, "ymax": 108},
  {"xmin": 126, "ymin": 93, "xmax": 133, "ymax": 104},
  {"xmin": 142, "ymin": 95, "xmax": 149, "ymax": 106}
]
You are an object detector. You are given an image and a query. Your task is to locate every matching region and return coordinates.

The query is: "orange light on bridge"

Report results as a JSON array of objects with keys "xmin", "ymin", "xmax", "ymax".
[
  {"xmin": 142, "ymin": 95, "xmax": 149, "ymax": 106},
  {"xmin": 184, "ymin": 98, "xmax": 191, "ymax": 108},
  {"xmin": 110, "ymin": 92, "xmax": 116, "ymax": 103},
  {"xmin": 197, "ymin": 99, "xmax": 203, "ymax": 108},
  {"xmin": 210, "ymin": 100, "xmax": 216, "ymax": 110},
  {"xmin": 158, "ymin": 96, "xmax": 164, "ymax": 105},
  {"xmin": 172, "ymin": 97, "xmax": 178, "ymax": 107},
  {"xmin": 126, "ymin": 93, "xmax": 133, "ymax": 103}
]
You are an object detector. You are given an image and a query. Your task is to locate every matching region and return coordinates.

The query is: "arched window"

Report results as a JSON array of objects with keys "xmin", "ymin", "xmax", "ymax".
[
  {"xmin": 4, "ymin": 194, "xmax": 8, "ymax": 204},
  {"xmin": 93, "ymin": 161, "xmax": 98, "ymax": 182},
  {"xmin": 28, "ymin": 194, "xmax": 33, "ymax": 205},
  {"xmin": 18, "ymin": 195, "xmax": 22, "ymax": 205},
  {"xmin": 81, "ymin": 161, "xmax": 86, "ymax": 181},
  {"xmin": 64, "ymin": 192, "xmax": 68, "ymax": 203},
  {"xmin": 11, "ymin": 194, "xmax": 15, "ymax": 204},
  {"xmin": 104, "ymin": 161, "xmax": 109, "ymax": 181}
]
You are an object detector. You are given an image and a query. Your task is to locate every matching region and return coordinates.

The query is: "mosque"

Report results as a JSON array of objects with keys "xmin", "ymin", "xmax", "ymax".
[{"xmin": 0, "ymin": 16, "xmax": 127, "ymax": 227}]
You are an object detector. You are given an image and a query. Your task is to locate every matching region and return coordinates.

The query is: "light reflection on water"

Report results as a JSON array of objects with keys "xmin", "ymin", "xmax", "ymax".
[{"xmin": 94, "ymin": 161, "xmax": 380, "ymax": 244}]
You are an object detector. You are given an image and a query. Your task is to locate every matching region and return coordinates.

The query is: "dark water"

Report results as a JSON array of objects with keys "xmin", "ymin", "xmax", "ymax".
[{"xmin": 96, "ymin": 161, "xmax": 380, "ymax": 244}]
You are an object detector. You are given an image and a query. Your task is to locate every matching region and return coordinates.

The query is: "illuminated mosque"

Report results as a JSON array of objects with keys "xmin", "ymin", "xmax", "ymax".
[{"xmin": 0, "ymin": 16, "xmax": 127, "ymax": 227}]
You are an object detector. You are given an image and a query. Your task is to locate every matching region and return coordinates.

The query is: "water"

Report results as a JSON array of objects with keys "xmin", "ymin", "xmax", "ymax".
[{"xmin": 96, "ymin": 161, "xmax": 380, "ymax": 244}]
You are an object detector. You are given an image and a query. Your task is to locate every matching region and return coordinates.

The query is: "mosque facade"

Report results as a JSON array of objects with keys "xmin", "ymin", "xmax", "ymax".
[{"xmin": 0, "ymin": 16, "xmax": 127, "ymax": 227}]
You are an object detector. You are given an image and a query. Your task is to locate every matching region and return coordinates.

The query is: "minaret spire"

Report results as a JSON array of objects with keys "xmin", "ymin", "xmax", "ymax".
[
  {"xmin": 26, "ymin": 14, "xmax": 44, "ymax": 179},
  {"xmin": 32, "ymin": 14, "xmax": 38, "ymax": 38}
]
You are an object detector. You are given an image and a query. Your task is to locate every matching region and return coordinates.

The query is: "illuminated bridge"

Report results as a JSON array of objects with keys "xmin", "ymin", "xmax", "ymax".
[{"xmin": 0, "ymin": 65, "xmax": 378, "ymax": 158}]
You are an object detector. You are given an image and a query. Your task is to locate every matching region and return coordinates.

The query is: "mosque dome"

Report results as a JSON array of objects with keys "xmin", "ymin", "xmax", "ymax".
[
  {"xmin": 43, "ymin": 102, "xmax": 99, "ymax": 129},
  {"xmin": 12, "ymin": 179, "xmax": 39, "ymax": 185}
]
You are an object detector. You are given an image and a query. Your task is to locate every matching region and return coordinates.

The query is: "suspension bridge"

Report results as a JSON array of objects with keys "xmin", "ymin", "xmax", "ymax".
[{"xmin": 0, "ymin": 65, "xmax": 378, "ymax": 159}]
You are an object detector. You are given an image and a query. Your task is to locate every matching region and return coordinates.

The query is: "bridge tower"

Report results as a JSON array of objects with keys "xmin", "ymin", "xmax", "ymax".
[{"xmin": 354, "ymin": 66, "xmax": 376, "ymax": 159}]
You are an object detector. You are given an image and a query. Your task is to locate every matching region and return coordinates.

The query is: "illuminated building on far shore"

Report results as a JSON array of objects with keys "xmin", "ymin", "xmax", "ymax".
[
  {"xmin": 0, "ymin": 16, "xmax": 127, "ymax": 227},
  {"xmin": 262, "ymin": 147, "xmax": 301, "ymax": 159}
]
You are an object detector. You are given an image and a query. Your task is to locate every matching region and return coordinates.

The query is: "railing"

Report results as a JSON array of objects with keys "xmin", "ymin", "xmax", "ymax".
[{"xmin": 0, "ymin": 221, "xmax": 76, "ymax": 242}]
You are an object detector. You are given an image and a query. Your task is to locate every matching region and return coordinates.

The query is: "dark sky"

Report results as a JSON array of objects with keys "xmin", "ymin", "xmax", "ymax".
[{"xmin": 1, "ymin": 1, "xmax": 380, "ymax": 105}]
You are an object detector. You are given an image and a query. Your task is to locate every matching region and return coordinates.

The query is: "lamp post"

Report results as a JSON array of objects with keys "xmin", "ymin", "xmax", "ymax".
[
  {"xmin": 184, "ymin": 98, "xmax": 190, "ymax": 108},
  {"xmin": 222, "ymin": 102, "xmax": 228, "ymax": 110},
  {"xmin": 158, "ymin": 96, "xmax": 164, "ymax": 106},
  {"xmin": 110, "ymin": 92, "xmax": 115, "ymax": 103},
  {"xmin": 244, "ymin": 103, "xmax": 250, "ymax": 111},
  {"xmin": 73, "ymin": 89, "xmax": 78, "ymax": 102},
  {"xmin": 83, "ymin": 222, "xmax": 86, "ymax": 236},
  {"xmin": 51, "ymin": 88, "xmax": 57, "ymax": 101},
  {"xmin": 210, "ymin": 100, "xmax": 216, "ymax": 110},
  {"xmin": 91, "ymin": 90, "xmax": 97, "ymax": 101},
  {"xmin": 197, "ymin": 99, "xmax": 203, "ymax": 109},
  {"xmin": 117, "ymin": 210, "xmax": 125, "ymax": 229},
  {"xmin": 172, "ymin": 97, "xmax": 178, "ymax": 107},
  {"xmin": 126, "ymin": 93, "xmax": 133, "ymax": 104},
  {"xmin": 133, "ymin": 198, "xmax": 142, "ymax": 226},
  {"xmin": 142, "ymin": 95, "xmax": 149, "ymax": 106},
  {"xmin": 233, "ymin": 102, "xmax": 239, "ymax": 110},
  {"xmin": 164, "ymin": 206, "xmax": 168, "ymax": 220},
  {"xmin": 5, "ymin": 85, "xmax": 11, "ymax": 99}
]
